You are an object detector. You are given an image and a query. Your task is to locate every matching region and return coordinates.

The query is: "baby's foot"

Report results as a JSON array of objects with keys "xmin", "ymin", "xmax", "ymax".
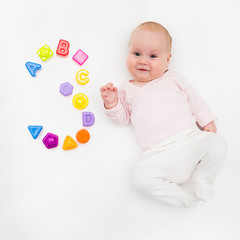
[{"xmin": 194, "ymin": 183, "xmax": 214, "ymax": 202}]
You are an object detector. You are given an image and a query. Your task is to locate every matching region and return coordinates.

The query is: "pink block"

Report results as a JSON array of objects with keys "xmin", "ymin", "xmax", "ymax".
[{"xmin": 72, "ymin": 49, "xmax": 88, "ymax": 65}]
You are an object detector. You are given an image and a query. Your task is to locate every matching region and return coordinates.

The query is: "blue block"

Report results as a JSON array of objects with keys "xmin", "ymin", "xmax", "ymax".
[
  {"xmin": 25, "ymin": 62, "xmax": 42, "ymax": 77},
  {"xmin": 28, "ymin": 125, "xmax": 43, "ymax": 139}
]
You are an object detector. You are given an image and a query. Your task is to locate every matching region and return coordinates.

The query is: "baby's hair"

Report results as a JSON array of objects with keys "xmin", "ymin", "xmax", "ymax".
[{"xmin": 132, "ymin": 21, "xmax": 172, "ymax": 53}]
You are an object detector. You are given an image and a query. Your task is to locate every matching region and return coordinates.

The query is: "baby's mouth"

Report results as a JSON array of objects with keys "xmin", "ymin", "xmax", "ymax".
[{"xmin": 137, "ymin": 68, "xmax": 149, "ymax": 72}]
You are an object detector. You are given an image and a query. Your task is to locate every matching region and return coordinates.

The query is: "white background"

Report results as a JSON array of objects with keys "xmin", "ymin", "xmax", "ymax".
[{"xmin": 0, "ymin": 0, "xmax": 240, "ymax": 239}]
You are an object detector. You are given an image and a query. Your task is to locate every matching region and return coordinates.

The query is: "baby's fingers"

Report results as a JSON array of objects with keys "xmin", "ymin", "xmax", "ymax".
[
  {"xmin": 100, "ymin": 83, "xmax": 116, "ymax": 94},
  {"xmin": 105, "ymin": 82, "xmax": 115, "ymax": 91},
  {"xmin": 100, "ymin": 86, "xmax": 107, "ymax": 93},
  {"xmin": 101, "ymin": 91, "xmax": 109, "ymax": 98}
]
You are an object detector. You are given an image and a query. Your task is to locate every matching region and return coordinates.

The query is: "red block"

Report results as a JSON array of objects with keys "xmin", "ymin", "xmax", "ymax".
[{"xmin": 56, "ymin": 39, "xmax": 70, "ymax": 56}]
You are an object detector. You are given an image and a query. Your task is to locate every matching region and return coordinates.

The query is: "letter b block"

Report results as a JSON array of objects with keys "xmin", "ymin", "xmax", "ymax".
[{"xmin": 56, "ymin": 39, "xmax": 70, "ymax": 56}]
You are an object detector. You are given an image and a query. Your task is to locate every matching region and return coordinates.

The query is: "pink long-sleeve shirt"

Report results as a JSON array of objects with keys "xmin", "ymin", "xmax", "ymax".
[{"xmin": 105, "ymin": 70, "xmax": 216, "ymax": 149}]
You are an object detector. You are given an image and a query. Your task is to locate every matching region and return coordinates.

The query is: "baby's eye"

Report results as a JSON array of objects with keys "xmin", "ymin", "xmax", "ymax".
[
  {"xmin": 134, "ymin": 52, "xmax": 141, "ymax": 56},
  {"xmin": 150, "ymin": 54, "xmax": 157, "ymax": 58}
]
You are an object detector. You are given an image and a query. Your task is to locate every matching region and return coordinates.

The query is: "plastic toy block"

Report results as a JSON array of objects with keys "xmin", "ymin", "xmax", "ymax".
[
  {"xmin": 82, "ymin": 112, "xmax": 95, "ymax": 127},
  {"xmin": 25, "ymin": 62, "xmax": 42, "ymax": 77},
  {"xmin": 60, "ymin": 82, "xmax": 73, "ymax": 96},
  {"xmin": 63, "ymin": 135, "xmax": 78, "ymax": 150},
  {"xmin": 72, "ymin": 49, "xmax": 88, "ymax": 65},
  {"xmin": 76, "ymin": 129, "xmax": 90, "ymax": 144},
  {"xmin": 72, "ymin": 93, "xmax": 89, "ymax": 109},
  {"xmin": 43, "ymin": 133, "xmax": 58, "ymax": 149},
  {"xmin": 28, "ymin": 125, "xmax": 43, "ymax": 139},
  {"xmin": 56, "ymin": 39, "xmax": 70, "ymax": 56},
  {"xmin": 37, "ymin": 44, "xmax": 53, "ymax": 61},
  {"xmin": 76, "ymin": 69, "xmax": 89, "ymax": 85}
]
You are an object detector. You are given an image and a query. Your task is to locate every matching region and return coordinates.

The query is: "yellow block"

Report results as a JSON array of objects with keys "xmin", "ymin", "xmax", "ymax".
[
  {"xmin": 63, "ymin": 135, "xmax": 78, "ymax": 150},
  {"xmin": 76, "ymin": 69, "xmax": 89, "ymax": 85},
  {"xmin": 72, "ymin": 93, "xmax": 89, "ymax": 109},
  {"xmin": 37, "ymin": 44, "xmax": 53, "ymax": 61}
]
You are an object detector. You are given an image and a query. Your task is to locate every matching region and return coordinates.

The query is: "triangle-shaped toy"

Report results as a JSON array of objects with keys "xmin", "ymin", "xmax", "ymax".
[
  {"xmin": 63, "ymin": 135, "xmax": 78, "ymax": 150},
  {"xmin": 28, "ymin": 125, "xmax": 43, "ymax": 139}
]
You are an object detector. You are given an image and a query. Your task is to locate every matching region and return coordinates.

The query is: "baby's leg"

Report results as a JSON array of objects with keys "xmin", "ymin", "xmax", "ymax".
[
  {"xmin": 191, "ymin": 133, "xmax": 228, "ymax": 201},
  {"xmin": 131, "ymin": 168, "xmax": 198, "ymax": 207},
  {"xmin": 131, "ymin": 140, "xmax": 199, "ymax": 207}
]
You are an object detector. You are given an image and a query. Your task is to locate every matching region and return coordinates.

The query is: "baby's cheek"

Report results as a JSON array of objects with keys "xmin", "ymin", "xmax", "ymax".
[{"xmin": 127, "ymin": 60, "xmax": 136, "ymax": 75}]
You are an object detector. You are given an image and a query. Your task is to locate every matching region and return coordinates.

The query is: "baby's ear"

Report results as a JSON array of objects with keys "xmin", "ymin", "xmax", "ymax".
[
  {"xmin": 167, "ymin": 54, "xmax": 172, "ymax": 63},
  {"xmin": 166, "ymin": 54, "xmax": 172, "ymax": 69}
]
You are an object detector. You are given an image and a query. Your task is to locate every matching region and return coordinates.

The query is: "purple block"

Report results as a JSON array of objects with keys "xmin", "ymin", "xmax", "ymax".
[
  {"xmin": 72, "ymin": 49, "xmax": 88, "ymax": 65},
  {"xmin": 60, "ymin": 82, "xmax": 73, "ymax": 96},
  {"xmin": 43, "ymin": 133, "xmax": 59, "ymax": 149},
  {"xmin": 82, "ymin": 112, "xmax": 95, "ymax": 127}
]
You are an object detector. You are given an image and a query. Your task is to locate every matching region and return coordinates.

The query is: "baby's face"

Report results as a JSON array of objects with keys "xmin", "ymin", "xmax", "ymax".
[{"xmin": 127, "ymin": 29, "xmax": 171, "ymax": 82}]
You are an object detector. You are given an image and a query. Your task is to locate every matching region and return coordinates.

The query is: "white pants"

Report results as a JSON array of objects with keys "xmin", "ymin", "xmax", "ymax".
[{"xmin": 131, "ymin": 127, "xmax": 228, "ymax": 207}]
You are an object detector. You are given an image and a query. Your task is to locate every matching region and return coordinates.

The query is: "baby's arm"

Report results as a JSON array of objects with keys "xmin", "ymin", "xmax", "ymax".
[
  {"xmin": 179, "ymin": 77, "xmax": 217, "ymax": 132},
  {"xmin": 100, "ymin": 82, "xmax": 131, "ymax": 125},
  {"xmin": 100, "ymin": 82, "xmax": 118, "ymax": 109}
]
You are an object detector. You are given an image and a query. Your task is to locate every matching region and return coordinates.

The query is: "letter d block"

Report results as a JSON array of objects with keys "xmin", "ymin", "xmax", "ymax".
[{"xmin": 82, "ymin": 112, "xmax": 95, "ymax": 127}]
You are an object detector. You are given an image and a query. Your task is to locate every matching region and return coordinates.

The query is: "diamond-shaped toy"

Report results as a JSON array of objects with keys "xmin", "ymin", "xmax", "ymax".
[
  {"xmin": 37, "ymin": 44, "xmax": 53, "ymax": 61},
  {"xmin": 60, "ymin": 82, "xmax": 73, "ymax": 96},
  {"xmin": 72, "ymin": 49, "xmax": 88, "ymax": 65}
]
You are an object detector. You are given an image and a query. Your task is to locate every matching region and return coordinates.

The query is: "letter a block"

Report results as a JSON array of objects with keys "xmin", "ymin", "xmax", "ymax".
[
  {"xmin": 56, "ymin": 39, "xmax": 70, "ymax": 56},
  {"xmin": 25, "ymin": 62, "xmax": 42, "ymax": 77}
]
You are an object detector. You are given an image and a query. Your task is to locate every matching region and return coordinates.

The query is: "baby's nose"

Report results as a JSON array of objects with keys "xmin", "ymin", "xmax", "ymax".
[{"xmin": 138, "ymin": 56, "xmax": 148, "ymax": 64}]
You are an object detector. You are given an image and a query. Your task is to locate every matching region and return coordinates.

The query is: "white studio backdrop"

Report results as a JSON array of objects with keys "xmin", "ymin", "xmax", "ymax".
[{"xmin": 0, "ymin": 0, "xmax": 240, "ymax": 239}]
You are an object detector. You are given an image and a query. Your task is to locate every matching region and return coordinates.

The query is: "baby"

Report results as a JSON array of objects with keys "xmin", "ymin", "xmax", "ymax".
[{"xmin": 100, "ymin": 21, "xmax": 228, "ymax": 207}]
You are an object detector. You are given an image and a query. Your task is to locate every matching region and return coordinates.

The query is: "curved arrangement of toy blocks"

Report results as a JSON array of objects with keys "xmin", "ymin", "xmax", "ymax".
[{"xmin": 26, "ymin": 39, "xmax": 95, "ymax": 150}]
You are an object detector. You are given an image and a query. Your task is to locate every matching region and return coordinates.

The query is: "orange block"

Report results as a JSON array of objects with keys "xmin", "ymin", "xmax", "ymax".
[
  {"xmin": 76, "ymin": 129, "xmax": 90, "ymax": 144},
  {"xmin": 63, "ymin": 135, "xmax": 78, "ymax": 150}
]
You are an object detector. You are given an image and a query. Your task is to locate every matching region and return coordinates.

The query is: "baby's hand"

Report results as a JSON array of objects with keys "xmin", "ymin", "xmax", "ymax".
[
  {"xmin": 202, "ymin": 121, "xmax": 217, "ymax": 133},
  {"xmin": 100, "ymin": 82, "xmax": 118, "ymax": 109}
]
